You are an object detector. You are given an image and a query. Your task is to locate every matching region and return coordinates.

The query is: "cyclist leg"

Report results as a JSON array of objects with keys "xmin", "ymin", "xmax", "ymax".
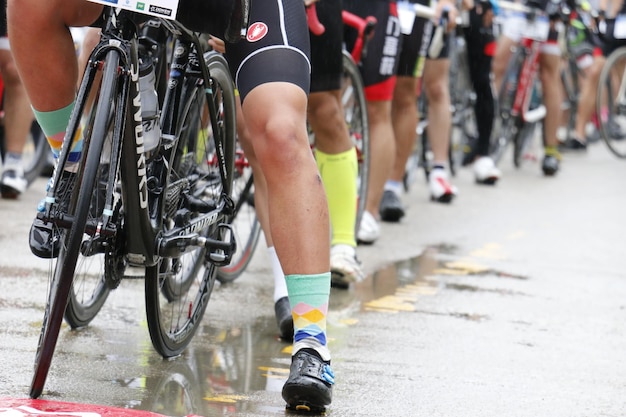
[
  {"xmin": 308, "ymin": 0, "xmax": 363, "ymax": 287},
  {"xmin": 8, "ymin": 0, "xmax": 103, "ymax": 257},
  {"xmin": 225, "ymin": 0, "xmax": 334, "ymax": 410},
  {"xmin": 423, "ymin": 51, "xmax": 458, "ymax": 202},
  {"xmin": 344, "ymin": 0, "xmax": 401, "ymax": 244},
  {"xmin": 384, "ymin": 10, "xmax": 430, "ymax": 222},
  {"xmin": 0, "ymin": 0, "xmax": 33, "ymax": 199},
  {"xmin": 464, "ymin": 1, "xmax": 500, "ymax": 183},
  {"xmin": 539, "ymin": 29, "xmax": 563, "ymax": 176}
]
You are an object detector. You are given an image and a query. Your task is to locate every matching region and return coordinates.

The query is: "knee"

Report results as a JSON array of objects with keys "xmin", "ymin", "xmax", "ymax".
[{"xmin": 425, "ymin": 78, "xmax": 448, "ymax": 103}]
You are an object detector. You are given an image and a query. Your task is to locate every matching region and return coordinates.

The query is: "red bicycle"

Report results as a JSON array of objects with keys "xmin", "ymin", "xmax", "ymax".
[{"xmin": 490, "ymin": 0, "xmax": 549, "ymax": 167}]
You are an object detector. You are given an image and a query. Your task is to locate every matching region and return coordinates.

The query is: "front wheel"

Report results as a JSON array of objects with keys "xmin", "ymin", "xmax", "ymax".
[{"xmin": 30, "ymin": 51, "xmax": 120, "ymax": 398}]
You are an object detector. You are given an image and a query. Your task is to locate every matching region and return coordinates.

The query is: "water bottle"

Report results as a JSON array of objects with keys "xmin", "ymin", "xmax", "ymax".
[{"xmin": 138, "ymin": 54, "xmax": 161, "ymax": 154}]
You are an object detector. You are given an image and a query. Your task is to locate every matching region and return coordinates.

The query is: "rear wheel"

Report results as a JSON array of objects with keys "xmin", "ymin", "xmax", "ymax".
[
  {"xmin": 145, "ymin": 52, "xmax": 236, "ymax": 357},
  {"xmin": 492, "ymin": 47, "xmax": 525, "ymax": 164},
  {"xmin": 341, "ymin": 50, "xmax": 370, "ymax": 234}
]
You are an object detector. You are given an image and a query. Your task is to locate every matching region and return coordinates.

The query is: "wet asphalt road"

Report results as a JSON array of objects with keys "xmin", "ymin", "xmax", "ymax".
[{"xmin": 1, "ymin": 141, "xmax": 626, "ymax": 416}]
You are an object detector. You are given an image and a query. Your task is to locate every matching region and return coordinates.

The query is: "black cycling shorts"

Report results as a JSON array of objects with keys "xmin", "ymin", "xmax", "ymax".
[
  {"xmin": 343, "ymin": 0, "xmax": 401, "ymax": 101},
  {"xmin": 396, "ymin": 0, "xmax": 449, "ymax": 78},
  {"xmin": 1, "ymin": 0, "xmax": 7, "ymax": 37},
  {"xmin": 310, "ymin": 0, "xmax": 343, "ymax": 93},
  {"xmin": 225, "ymin": 0, "xmax": 311, "ymax": 103}
]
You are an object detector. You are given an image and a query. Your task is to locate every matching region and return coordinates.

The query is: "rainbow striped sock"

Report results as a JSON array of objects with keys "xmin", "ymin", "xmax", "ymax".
[{"xmin": 286, "ymin": 272, "xmax": 331, "ymax": 361}]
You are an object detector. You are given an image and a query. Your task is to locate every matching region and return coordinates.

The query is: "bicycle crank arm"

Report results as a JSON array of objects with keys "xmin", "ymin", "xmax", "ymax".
[{"xmin": 157, "ymin": 224, "xmax": 237, "ymax": 266}]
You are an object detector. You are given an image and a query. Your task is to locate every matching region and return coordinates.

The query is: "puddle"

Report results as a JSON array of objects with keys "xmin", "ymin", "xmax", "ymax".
[{"xmin": 110, "ymin": 244, "xmax": 527, "ymax": 416}]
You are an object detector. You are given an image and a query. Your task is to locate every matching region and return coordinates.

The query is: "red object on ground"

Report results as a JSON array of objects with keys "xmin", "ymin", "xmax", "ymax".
[{"xmin": 0, "ymin": 398, "xmax": 202, "ymax": 417}]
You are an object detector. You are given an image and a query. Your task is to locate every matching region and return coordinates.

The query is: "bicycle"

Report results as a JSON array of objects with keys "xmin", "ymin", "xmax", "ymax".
[
  {"xmin": 491, "ymin": 0, "xmax": 548, "ymax": 168},
  {"xmin": 448, "ymin": 18, "xmax": 479, "ymax": 177},
  {"xmin": 558, "ymin": 2, "xmax": 597, "ymax": 144},
  {"xmin": 29, "ymin": 2, "xmax": 245, "ymax": 399},
  {"xmin": 596, "ymin": 46, "xmax": 626, "ymax": 158}
]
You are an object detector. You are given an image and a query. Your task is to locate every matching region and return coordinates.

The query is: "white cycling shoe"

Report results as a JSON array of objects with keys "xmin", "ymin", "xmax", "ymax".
[
  {"xmin": 428, "ymin": 168, "xmax": 457, "ymax": 203},
  {"xmin": 473, "ymin": 156, "xmax": 501, "ymax": 185}
]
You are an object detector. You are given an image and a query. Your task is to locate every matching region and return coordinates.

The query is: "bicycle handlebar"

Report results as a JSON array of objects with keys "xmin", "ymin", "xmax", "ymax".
[
  {"xmin": 342, "ymin": 10, "xmax": 377, "ymax": 64},
  {"xmin": 306, "ymin": 4, "xmax": 326, "ymax": 36}
]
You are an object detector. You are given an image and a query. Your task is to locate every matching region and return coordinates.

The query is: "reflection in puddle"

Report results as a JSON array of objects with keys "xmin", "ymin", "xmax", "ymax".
[{"xmin": 119, "ymin": 244, "xmax": 527, "ymax": 416}]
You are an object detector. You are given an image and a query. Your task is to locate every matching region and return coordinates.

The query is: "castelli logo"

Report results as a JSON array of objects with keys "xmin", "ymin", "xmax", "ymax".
[{"xmin": 247, "ymin": 22, "xmax": 268, "ymax": 42}]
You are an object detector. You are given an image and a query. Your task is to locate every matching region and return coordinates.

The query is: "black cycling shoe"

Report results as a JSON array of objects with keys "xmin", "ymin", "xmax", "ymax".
[
  {"xmin": 282, "ymin": 348, "xmax": 334, "ymax": 413},
  {"xmin": 541, "ymin": 155, "xmax": 560, "ymax": 176},
  {"xmin": 275, "ymin": 296, "xmax": 294, "ymax": 341},
  {"xmin": 29, "ymin": 171, "xmax": 76, "ymax": 258},
  {"xmin": 560, "ymin": 136, "xmax": 587, "ymax": 151},
  {"xmin": 379, "ymin": 190, "xmax": 404, "ymax": 222}
]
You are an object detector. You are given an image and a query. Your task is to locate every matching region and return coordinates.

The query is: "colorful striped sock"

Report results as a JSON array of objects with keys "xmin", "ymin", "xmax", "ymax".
[
  {"xmin": 286, "ymin": 272, "xmax": 331, "ymax": 361},
  {"xmin": 32, "ymin": 102, "xmax": 83, "ymax": 169}
]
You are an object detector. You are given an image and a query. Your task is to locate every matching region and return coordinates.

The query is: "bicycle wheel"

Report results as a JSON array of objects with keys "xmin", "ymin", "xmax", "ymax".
[
  {"xmin": 30, "ymin": 51, "xmax": 121, "ymax": 398},
  {"xmin": 341, "ymin": 50, "xmax": 370, "ymax": 235},
  {"xmin": 22, "ymin": 122, "xmax": 51, "ymax": 185},
  {"xmin": 217, "ymin": 172, "xmax": 261, "ymax": 283},
  {"xmin": 492, "ymin": 47, "xmax": 525, "ymax": 164},
  {"xmin": 596, "ymin": 46, "xmax": 626, "ymax": 158},
  {"xmin": 145, "ymin": 51, "xmax": 236, "ymax": 358}
]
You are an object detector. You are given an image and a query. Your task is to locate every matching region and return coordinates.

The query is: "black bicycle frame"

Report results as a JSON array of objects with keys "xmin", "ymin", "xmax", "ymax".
[{"xmin": 50, "ymin": 8, "xmax": 234, "ymax": 268}]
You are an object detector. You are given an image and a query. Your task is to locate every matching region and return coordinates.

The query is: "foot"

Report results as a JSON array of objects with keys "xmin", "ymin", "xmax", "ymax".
[
  {"xmin": 542, "ymin": 154, "xmax": 560, "ymax": 176},
  {"xmin": 0, "ymin": 167, "xmax": 27, "ymax": 199},
  {"xmin": 607, "ymin": 118, "xmax": 626, "ymax": 139},
  {"xmin": 473, "ymin": 156, "xmax": 500, "ymax": 185},
  {"xmin": 330, "ymin": 244, "xmax": 364, "ymax": 288},
  {"xmin": 379, "ymin": 189, "xmax": 405, "ymax": 222},
  {"xmin": 29, "ymin": 171, "xmax": 76, "ymax": 258},
  {"xmin": 274, "ymin": 296, "xmax": 294, "ymax": 341},
  {"xmin": 428, "ymin": 168, "xmax": 457, "ymax": 203},
  {"xmin": 357, "ymin": 211, "xmax": 380, "ymax": 245},
  {"xmin": 282, "ymin": 348, "xmax": 334, "ymax": 413},
  {"xmin": 560, "ymin": 134, "xmax": 587, "ymax": 151}
]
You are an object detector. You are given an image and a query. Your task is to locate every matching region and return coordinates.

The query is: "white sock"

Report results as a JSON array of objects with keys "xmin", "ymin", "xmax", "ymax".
[
  {"xmin": 383, "ymin": 180, "xmax": 403, "ymax": 196},
  {"xmin": 268, "ymin": 246, "xmax": 287, "ymax": 302}
]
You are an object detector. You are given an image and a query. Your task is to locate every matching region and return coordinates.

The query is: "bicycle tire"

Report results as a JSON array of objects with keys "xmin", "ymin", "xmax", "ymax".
[
  {"xmin": 63, "ymin": 54, "xmax": 125, "ymax": 328},
  {"xmin": 217, "ymin": 174, "xmax": 261, "ymax": 283},
  {"xmin": 30, "ymin": 51, "xmax": 121, "ymax": 398},
  {"xmin": 560, "ymin": 45, "xmax": 593, "ymax": 143},
  {"xmin": 341, "ymin": 50, "xmax": 370, "ymax": 235},
  {"xmin": 22, "ymin": 122, "xmax": 51, "ymax": 185},
  {"xmin": 596, "ymin": 46, "xmax": 626, "ymax": 159},
  {"xmin": 492, "ymin": 47, "xmax": 526, "ymax": 164},
  {"xmin": 145, "ymin": 51, "xmax": 236, "ymax": 357},
  {"xmin": 513, "ymin": 119, "xmax": 537, "ymax": 168},
  {"xmin": 216, "ymin": 114, "xmax": 261, "ymax": 281}
]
